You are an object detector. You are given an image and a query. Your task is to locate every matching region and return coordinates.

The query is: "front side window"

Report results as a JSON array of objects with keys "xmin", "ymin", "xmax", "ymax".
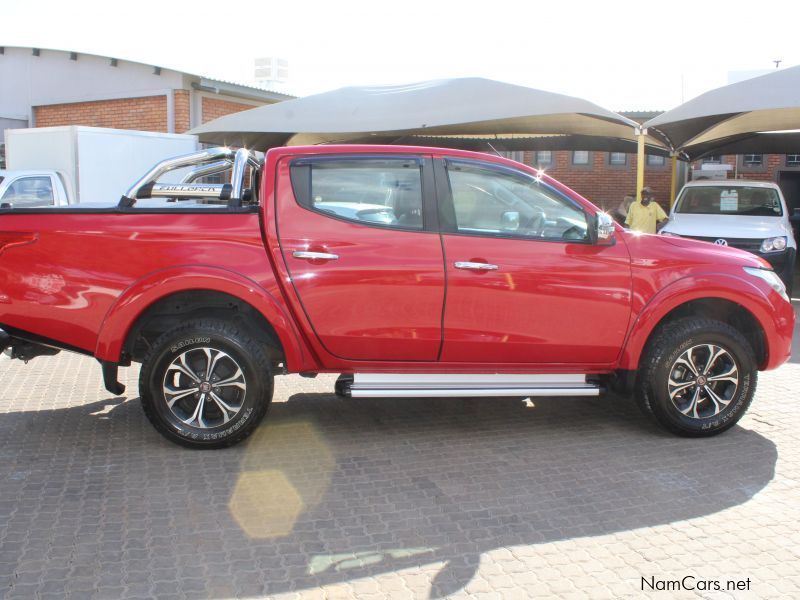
[
  {"xmin": 446, "ymin": 162, "xmax": 588, "ymax": 241},
  {"xmin": 299, "ymin": 158, "xmax": 423, "ymax": 229},
  {"xmin": 675, "ymin": 186, "xmax": 782, "ymax": 217},
  {"xmin": 1, "ymin": 176, "xmax": 54, "ymax": 207}
]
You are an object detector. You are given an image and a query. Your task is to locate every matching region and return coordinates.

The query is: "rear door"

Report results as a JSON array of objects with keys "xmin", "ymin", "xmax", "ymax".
[{"xmin": 275, "ymin": 154, "xmax": 445, "ymax": 361}]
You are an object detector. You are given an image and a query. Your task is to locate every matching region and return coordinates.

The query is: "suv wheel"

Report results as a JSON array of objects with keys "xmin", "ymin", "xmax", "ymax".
[
  {"xmin": 636, "ymin": 317, "xmax": 757, "ymax": 437},
  {"xmin": 139, "ymin": 319, "xmax": 273, "ymax": 449}
]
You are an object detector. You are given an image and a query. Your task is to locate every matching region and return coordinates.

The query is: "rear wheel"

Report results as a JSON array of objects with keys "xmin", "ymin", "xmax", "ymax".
[
  {"xmin": 139, "ymin": 319, "xmax": 273, "ymax": 449},
  {"xmin": 636, "ymin": 317, "xmax": 757, "ymax": 437}
]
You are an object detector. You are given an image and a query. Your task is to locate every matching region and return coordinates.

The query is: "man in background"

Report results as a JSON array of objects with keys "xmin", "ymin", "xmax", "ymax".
[{"xmin": 625, "ymin": 186, "xmax": 668, "ymax": 233}]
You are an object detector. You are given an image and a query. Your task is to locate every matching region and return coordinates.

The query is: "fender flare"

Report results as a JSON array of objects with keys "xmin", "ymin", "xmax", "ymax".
[
  {"xmin": 94, "ymin": 265, "xmax": 307, "ymax": 370},
  {"xmin": 618, "ymin": 273, "xmax": 775, "ymax": 371}
]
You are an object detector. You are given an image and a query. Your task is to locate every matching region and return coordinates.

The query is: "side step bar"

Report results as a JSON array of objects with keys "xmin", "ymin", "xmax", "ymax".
[{"xmin": 337, "ymin": 373, "xmax": 601, "ymax": 398}]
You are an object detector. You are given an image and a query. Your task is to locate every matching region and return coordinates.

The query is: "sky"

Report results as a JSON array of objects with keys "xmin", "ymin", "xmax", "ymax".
[{"xmin": 2, "ymin": 0, "xmax": 799, "ymax": 112}]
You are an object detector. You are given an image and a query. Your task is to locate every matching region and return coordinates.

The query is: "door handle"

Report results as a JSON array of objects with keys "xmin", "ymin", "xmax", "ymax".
[
  {"xmin": 292, "ymin": 251, "xmax": 339, "ymax": 261},
  {"xmin": 454, "ymin": 261, "xmax": 499, "ymax": 270}
]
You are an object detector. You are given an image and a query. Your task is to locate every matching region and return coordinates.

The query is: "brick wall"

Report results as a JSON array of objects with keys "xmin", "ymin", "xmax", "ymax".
[
  {"xmin": 34, "ymin": 95, "xmax": 168, "ymax": 132},
  {"xmin": 522, "ymin": 150, "xmax": 673, "ymax": 213},
  {"xmin": 201, "ymin": 98, "xmax": 257, "ymax": 123},
  {"xmin": 174, "ymin": 90, "xmax": 191, "ymax": 134}
]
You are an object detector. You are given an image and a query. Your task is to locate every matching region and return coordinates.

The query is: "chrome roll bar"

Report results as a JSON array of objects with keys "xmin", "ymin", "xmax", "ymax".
[
  {"xmin": 180, "ymin": 159, "xmax": 233, "ymax": 183},
  {"xmin": 120, "ymin": 147, "xmax": 260, "ymax": 208}
]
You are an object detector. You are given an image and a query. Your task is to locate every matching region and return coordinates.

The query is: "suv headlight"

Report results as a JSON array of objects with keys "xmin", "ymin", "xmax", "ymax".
[
  {"xmin": 743, "ymin": 266, "xmax": 789, "ymax": 301},
  {"xmin": 760, "ymin": 236, "xmax": 787, "ymax": 253}
]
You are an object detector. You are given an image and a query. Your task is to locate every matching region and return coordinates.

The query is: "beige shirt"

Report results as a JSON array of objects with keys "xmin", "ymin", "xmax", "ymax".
[{"xmin": 625, "ymin": 200, "xmax": 668, "ymax": 234}]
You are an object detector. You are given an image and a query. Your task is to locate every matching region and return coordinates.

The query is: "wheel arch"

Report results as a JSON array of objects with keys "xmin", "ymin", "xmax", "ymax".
[
  {"xmin": 95, "ymin": 266, "xmax": 308, "ymax": 371},
  {"xmin": 619, "ymin": 274, "xmax": 773, "ymax": 372}
]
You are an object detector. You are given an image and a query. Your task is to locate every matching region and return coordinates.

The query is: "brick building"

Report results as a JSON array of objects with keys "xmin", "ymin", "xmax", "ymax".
[
  {"xmin": 0, "ymin": 46, "xmax": 294, "ymax": 166},
  {"xmin": 507, "ymin": 111, "xmax": 800, "ymax": 217}
]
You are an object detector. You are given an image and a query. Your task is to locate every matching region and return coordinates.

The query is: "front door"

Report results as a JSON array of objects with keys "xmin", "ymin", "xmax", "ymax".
[
  {"xmin": 437, "ymin": 158, "xmax": 632, "ymax": 365},
  {"xmin": 276, "ymin": 154, "xmax": 445, "ymax": 361}
]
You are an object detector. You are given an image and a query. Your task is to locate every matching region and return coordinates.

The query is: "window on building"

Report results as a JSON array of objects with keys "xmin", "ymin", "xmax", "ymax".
[
  {"xmin": 742, "ymin": 154, "xmax": 763, "ymax": 166},
  {"xmin": 608, "ymin": 152, "xmax": 627, "ymax": 166},
  {"xmin": 786, "ymin": 154, "xmax": 800, "ymax": 167},
  {"xmin": 536, "ymin": 151, "xmax": 553, "ymax": 166},
  {"xmin": 702, "ymin": 155, "xmax": 722, "ymax": 164},
  {"xmin": 499, "ymin": 151, "xmax": 525, "ymax": 164},
  {"xmin": 646, "ymin": 154, "xmax": 666, "ymax": 166},
  {"xmin": 572, "ymin": 151, "xmax": 590, "ymax": 165}
]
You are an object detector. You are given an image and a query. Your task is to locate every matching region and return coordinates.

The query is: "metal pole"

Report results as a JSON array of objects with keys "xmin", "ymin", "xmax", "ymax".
[
  {"xmin": 636, "ymin": 127, "xmax": 646, "ymax": 200},
  {"xmin": 670, "ymin": 153, "xmax": 678, "ymax": 207}
]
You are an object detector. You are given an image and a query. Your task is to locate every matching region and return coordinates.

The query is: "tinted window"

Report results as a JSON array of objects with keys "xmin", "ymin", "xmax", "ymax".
[
  {"xmin": 298, "ymin": 158, "xmax": 423, "ymax": 229},
  {"xmin": 676, "ymin": 186, "xmax": 782, "ymax": 217},
  {"xmin": 446, "ymin": 163, "xmax": 589, "ymax": 241},
  {"xmin": 1, "ymin": 176, "xmax": 54, "ymax": 207}
]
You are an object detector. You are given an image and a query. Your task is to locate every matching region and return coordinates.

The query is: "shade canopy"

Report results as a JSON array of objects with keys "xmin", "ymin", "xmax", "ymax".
[
  {"xmin": 191, "ymin": 77, "xmax": 667, "ymax": 152},
  {"xmin": 644, "ymin": 65, "xmax": 800, "ymax": 155}
]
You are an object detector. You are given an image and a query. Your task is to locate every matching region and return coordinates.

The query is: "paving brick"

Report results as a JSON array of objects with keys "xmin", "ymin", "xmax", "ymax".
[{"xmin": 1, "ymin": 306, "xmax": 800, "ymax": 599}]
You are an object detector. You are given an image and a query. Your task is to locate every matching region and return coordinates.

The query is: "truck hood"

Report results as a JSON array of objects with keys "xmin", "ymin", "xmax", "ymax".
[
  {"xmin": 623, "ymin": 230, "xmax": 769, "ymax": 269},
  {"xmin": 661, "ymin": 213, "xmax": 791, "ymax": 240}
]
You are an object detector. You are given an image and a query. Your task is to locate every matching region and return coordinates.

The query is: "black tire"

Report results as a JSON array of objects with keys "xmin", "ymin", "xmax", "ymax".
[
  {"xmin": 635, "ymin": 317, "xmax": 757, "ymax": 437},
  {"xmin": 139, "ymin": 319, "xmax": 273, "ymax": 449}
]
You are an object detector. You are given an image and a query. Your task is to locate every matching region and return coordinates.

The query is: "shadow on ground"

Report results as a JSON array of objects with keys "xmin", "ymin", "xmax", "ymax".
[{"xmin": 0, "ymin": 390, "xmax": 777, "ymax": 598}]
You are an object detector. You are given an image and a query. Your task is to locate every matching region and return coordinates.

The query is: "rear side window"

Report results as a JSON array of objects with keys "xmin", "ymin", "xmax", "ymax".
[
  {"xmin": 1, "ymin": 176, "xmax": 54, "ymax": 207},
  {"xmin": 291, "ymin": 158, "xmax": 424, "ymax": 230}
]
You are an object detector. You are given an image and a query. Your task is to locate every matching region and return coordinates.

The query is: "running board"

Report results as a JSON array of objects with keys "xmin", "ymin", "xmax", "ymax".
[{"xmin": 339, "ymin": 373, "xmax": 601, "ymax": 398}]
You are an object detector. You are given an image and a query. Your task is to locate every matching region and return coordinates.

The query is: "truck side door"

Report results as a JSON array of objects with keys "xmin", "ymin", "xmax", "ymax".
[
  {"xmin": 275, "ymin": 154, "xmax": 445, "ymax": 361},
  {"xmin": 0, "ymin": 175, "xmax": 57, "ymax": 207},
  {"xmin": 436, "ymin": 158, "xmax": 632, "ymax": 365}
]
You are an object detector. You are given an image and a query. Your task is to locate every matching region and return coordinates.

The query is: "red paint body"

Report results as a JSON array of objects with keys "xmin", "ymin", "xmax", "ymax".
[{"xmin": 0, "ymin": 145, "xmax": 794, "ymax": 376}]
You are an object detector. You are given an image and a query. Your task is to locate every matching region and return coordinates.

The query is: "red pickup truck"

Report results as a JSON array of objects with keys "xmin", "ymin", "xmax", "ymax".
[{"xmin": 0, "ymin": 145, "xmax": 794, "ymax": 448}]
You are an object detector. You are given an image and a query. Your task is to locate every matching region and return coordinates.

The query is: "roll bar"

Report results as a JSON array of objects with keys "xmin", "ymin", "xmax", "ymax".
[{"xmin": 119, "ymin": 147, "xmax": 260, "ymax": 208}]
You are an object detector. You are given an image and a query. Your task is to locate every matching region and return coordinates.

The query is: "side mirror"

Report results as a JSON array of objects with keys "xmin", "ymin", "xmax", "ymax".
[
  {"xmin": 791, "ymin": 208, "xmax": 800, "ymax": 223},
  {"xmin": 595, "ymin": 212, "xmax": 616, "ymax": 245},
  {"xmin": 501, "ymin": 211, "xmax": 520, "ymax": 231}
]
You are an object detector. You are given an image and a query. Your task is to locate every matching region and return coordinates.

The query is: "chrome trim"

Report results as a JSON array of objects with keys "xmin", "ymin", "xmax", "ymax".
[
  {"xmin": 348, "ymin": 373, "xmax": 599, "ymax": 397},
  {"xmin": 229, "ymin": 148, "xmax": 250, "ymax": 203},
  {"xmin": 292, "ymin": 251, "xmax": 339, "ymax": 260},
  {"xmin": 596, "ymin": 212, "xmax": 615, "ymax": 240},
  {"xmin": 124, "ymin": 147, "xmax": 235, "ymax": 201},
  {"xmin": 349, "ymin": 387, "xmax": 600, "ymax": 398},
  {"xmin": 147, "ymin": 183, "xmax": 229, "ymax": 199},
  {"xmin": 180, "ymin": 159, "xmax": 232, "ymax": 183},
  {"xmin": 454, "ymin": 261, "xmax": 499, "ymax": 270}
]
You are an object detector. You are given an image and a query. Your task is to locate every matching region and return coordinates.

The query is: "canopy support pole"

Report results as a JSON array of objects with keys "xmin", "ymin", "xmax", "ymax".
[
  {"xmin": 670, "ymin": 152, "xmax": 678, "ymax": 207},
  {"xmin": 636, "ymin": 127, "xmax": 646, "ymax": 200}
]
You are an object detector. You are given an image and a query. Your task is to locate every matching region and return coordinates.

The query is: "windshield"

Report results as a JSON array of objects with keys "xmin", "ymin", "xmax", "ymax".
[{"xmin": 675, "ymin": 186, "xmax": 783, "ymax": 217}]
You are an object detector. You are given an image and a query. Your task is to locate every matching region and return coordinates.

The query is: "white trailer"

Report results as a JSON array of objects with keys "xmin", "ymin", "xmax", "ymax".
[{"xmin": 2, "ymin": 126, "xmax": 198, "ymax": 205}]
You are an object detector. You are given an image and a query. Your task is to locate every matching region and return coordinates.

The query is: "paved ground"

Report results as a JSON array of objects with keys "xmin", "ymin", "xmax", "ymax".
[{"xmin": 0, "ymin": 308, "xmax": 798, "ymax": 599}]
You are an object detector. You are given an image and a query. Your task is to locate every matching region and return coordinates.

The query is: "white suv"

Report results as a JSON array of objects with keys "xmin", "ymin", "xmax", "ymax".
[{"xmin": 660, "ymin": 180, "xmax": 796, "ymax": 293}]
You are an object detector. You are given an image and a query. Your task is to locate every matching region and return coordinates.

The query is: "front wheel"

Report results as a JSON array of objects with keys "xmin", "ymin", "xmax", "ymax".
[
  {"xmin": 139, "ymin": 319, "xmax": 273, "ymax": 449},
  {"xmin": 636, "ymin": 318, "xmax": 757, "ymax": 437}
]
